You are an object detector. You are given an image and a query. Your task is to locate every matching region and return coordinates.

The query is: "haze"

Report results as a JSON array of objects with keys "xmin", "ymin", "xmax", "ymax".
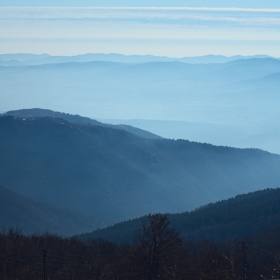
[{"xmin": 1, "ymin": 0, "xmax": 280, "ymax": 153}]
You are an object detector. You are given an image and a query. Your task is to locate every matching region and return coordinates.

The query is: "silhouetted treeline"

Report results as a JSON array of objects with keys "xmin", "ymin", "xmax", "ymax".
[
  {"xmin": 1, "ymin": 222, "xmax": 280, "ymax": 279},
  {"xmin": 0, "ymin": 229, "xmax": 124, "ymax": 280}
]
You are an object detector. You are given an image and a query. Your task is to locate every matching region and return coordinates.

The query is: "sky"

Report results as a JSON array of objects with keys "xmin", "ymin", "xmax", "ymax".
[{"xmin": 0, "ymin": 1, "xmax": 280, "ymax": 57}]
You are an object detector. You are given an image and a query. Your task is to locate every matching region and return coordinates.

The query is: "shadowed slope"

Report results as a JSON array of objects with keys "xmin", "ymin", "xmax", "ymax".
[
  {"xmin": 1, "ymin": 115, "xmax": 280, "ymax": 222},
  {"xmin": 0, "ymin": 184, "xmax": 107, "ymax": 236}
]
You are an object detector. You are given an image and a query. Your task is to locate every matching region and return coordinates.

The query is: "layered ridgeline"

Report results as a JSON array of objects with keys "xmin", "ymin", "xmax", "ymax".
[
  {"xmin": 1, "ymin": 56, "xmax": 280, "ymax": 153},
  {"xmin": 1, "ymin": 113, "xmax": 280, "ymax": 223},
  {"xmin": 4, "ymin": 108, "xmax": 161, "ymax": 140},
  {"xmin": 0, "ymin": 53, "xmax": 272, "ymax": 66},
  {"xmin": 0, "ymin": 184, "xmax": 107, "ymax": 236},
  {"xmin": 79, "ymin": 188, "xmax": 280, "ymax": 243}
]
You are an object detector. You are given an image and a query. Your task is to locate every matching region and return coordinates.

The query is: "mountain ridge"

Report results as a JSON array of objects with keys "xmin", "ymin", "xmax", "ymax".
[
  {"xmin": 0, "ymin": 53, "xmax": 276, "ymax": 66},
  {"xmin": 1, "ymin": 114, "xmax": 280, "ymax": 223},
  {"xmin": 4, "ymin": 108, "xmax": 162, "ymax": 140}
]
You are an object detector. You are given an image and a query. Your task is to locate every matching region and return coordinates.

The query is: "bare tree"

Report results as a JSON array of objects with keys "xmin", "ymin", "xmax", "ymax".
[
  {"xmin": 134, "ymin": 214, "xmax": 183, "ymax": 280},
  {"xmin": 223, "ymin": 240, "xmax": 239, "ymax": 280}
]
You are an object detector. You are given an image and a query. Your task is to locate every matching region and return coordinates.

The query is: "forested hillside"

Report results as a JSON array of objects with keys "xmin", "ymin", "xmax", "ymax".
[
  {"xmin": 4, "ymin": 108, "xmax": 162, "ymax": 140},
  {"xmin": 79, "ymin": 188, "xmax": 280, "ymax": 243},
  {"xmin": 0, "ymin": 185, "xmax": 106, "ymax": 236},
  {"xmin": 1, "ymin": 115, "xmax": 280, "ymax": 223}
]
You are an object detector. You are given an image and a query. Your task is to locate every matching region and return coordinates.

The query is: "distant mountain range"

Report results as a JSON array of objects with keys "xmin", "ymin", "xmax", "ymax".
[
  {"xmin": 2, "ymin": 55, "xmax": 280, "ymax": 153},
  {"xmin": 1, "ymin": 110, "xmax": 280, "ymax": 226},
  {"xmin": 78, "ymin": 188, "xmax": 280, "ymax": 243},
  {"xmin": 2, "ymin": 52, "xmax": 280, "ymax": 238},
  {"xmin": 102, "ymin": 119, "xmax": 280, "ymax": 155},
  {"xmin": 0, "ymin": 53, "xmax": 275, "ymax": 66}
]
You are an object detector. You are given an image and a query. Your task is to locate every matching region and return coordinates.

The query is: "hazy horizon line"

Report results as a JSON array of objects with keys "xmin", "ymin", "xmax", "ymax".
[{"xmin": 0, "ymin": 52, "xmax": 276, "ymax": 58}]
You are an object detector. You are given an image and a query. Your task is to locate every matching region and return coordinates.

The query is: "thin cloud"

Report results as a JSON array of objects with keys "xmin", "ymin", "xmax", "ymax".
[
  {"xmin": 3, "ymin": 6, "xmax": 280, "ymax": 12},
  {"xmin": 1, "ymin": 7, "xmax": 280, "ymax": 56},
  {"xmin": 2, "ymin": 7, "xmax": 280, "ymax": 17},
  {"xmin": 94, "ymin": 7, "xmax": 280, "ymax": 12},
  {"xmin": 1, "ymin": 7, "xmax": 280, "ymax": 28}
]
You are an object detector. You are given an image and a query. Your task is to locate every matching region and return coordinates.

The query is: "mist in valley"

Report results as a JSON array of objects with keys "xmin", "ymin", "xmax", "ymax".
[{"xmin": 1, "ymin": 54, "xmax": 280, "ymax": 154}]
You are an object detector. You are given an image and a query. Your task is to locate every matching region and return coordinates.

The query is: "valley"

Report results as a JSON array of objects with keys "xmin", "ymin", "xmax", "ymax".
[
  {"xmin": 1, "ymin": 56, "xmax": 280, "ymax": 277},
  {"xmin": 1, "ymin": 1, "xmax": 280, "ymax": 278}
]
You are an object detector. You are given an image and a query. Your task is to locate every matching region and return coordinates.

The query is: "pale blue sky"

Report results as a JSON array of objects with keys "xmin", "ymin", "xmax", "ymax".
[
  {"xmin": 1, "ymin": 1, "xmax": 280, "ymax": 56},
  {"xmin": 1, "ymin": 0, "xmax": 280, "ymax": 8}
]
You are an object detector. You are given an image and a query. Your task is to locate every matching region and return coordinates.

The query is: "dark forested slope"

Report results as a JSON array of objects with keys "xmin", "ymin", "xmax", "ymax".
[
  {"xmin": 1, "ymin": 115, "xmax": 280, "ymax": 222},
  {"xmin": 0, "ymin": 184, "xmax": 106, "ymax": 236},
  {"xmin": 172, "ymin": 188, "xmax": 280, "ymax": 241},
  {"xmin": 79, "ymin": 188, "xmax": 280, "ymax": 243}
]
